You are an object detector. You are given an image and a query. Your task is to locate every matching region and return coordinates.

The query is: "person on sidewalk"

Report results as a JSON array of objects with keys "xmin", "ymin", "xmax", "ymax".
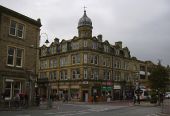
[{"xmin": 137, "ymin": 94, "xmax": 140, "ymax": 104}]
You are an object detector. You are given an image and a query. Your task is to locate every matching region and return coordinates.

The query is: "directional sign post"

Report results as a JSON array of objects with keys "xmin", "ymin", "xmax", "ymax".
[{"xmin": 135, "ymin": 87, "xmax": 143, "ymax": 104}]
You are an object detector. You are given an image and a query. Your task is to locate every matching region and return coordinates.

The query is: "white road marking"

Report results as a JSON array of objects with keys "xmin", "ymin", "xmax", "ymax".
[
  {"xmin": 56, "ymin": 111, "xmax": 89, "ymax": 116},
  {"xmin": 146, "ymin": 113, "xmax": 160, "ymax": 116},
  {"xmin": 16, "ymin": 114, "xmax": 31, "ymax": 116}
]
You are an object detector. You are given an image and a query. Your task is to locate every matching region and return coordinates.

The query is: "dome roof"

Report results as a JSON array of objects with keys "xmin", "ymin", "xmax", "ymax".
[{"xmin": 78, "ymin": 10, "xmax": 92, "ymax": 28}]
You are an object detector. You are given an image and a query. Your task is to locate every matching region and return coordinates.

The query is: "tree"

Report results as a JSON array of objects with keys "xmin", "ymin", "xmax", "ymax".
[
  {"xmin": 148, "ymin": 64, "xmax": 169, "ymax": 92},
  {"xmin": 148, "ymin": 63, "xmax": 169, "ymax": 104}
]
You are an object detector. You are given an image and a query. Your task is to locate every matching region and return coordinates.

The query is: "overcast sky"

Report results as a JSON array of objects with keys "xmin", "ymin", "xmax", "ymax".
[{"xmin": 0, "ymin": 0, "xmax": 170, "ymax": 66}]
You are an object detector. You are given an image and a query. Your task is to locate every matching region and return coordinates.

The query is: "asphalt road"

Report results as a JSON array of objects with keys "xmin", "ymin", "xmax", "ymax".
[{"xmin": 0, "ymin": 103, "xmax": 163, "ymax": 116}]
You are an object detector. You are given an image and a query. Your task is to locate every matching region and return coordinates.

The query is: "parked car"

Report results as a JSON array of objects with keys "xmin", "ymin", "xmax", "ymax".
[{"xmin": 165, "ymin": 92, "xmax": 170, "ymax": 99}]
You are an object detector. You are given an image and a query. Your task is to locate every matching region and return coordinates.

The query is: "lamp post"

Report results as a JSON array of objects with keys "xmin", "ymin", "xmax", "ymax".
[
  {"xmin": 134, "ymin": 72, "xmax": 142, "ymax": 104},
  {"xmin": 47, "ymin": 82, "xmax": 52, "ymax": 108},
  {"xmin": 25, "ymin": 70, "xmax": 34, "ymax": 106},
  {"xmin": 34, "ymin": 81, "xmax": 40, "ymax": 106},
  {"xmin": 39, "ymin": 33, "xmax": 52, "ymax": 108}
]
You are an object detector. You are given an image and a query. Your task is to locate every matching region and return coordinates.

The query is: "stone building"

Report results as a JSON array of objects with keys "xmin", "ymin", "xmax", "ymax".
[
  {"xmin": 38, "ymin": 10, "xmax": 141, "ymax": 101},
  {"xmin": 0, "ymin": 5, "xmax": 41, "ymax": 100},
  {"xmin": 138, "ymin": 61, "xmax": 156, "ymax": 89}
]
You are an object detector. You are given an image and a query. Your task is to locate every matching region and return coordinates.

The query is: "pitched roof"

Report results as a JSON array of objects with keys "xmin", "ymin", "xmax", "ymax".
[{"xmin": 0, "ymin": 5, "xmax": 41, "ymax": 27}]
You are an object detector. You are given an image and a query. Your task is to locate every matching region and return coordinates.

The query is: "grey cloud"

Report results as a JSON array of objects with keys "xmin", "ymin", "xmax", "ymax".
[{"xmin": 0, "ymin": 0, "xmax": 170, "ymax": 65}]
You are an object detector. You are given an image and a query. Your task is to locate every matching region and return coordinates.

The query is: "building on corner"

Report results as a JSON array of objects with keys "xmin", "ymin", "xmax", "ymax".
[{"xmin": 38, "ymin": 10, "xmax": 143, "ymax": 101}]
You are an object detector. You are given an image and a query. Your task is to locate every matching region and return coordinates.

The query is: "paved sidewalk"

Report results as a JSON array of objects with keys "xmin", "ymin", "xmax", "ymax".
[{"xmin": 0, "ymin": 100, "xmax": 159, "ymax": 111}]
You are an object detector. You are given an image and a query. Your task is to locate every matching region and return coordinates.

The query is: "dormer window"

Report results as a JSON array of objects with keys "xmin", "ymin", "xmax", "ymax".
[
  {"xmin": 124, "ymin": 51, "xmax": 129, "ymax": 58},
  {"xmin": 72, "ymin": 42, "xmax": 79, "ymax": 50},
  {"xmin": 41, "ymin": 48, "xmax": 46, "ymax": 56},
  {"xmin": 51, "ymin": 46, "xmax": 56, "ymax": 54},
  {"xmin": 62, "ymin": 44, "xmax": 67, "ymax": 52},
  {"xmin": 92, "ymin": 42, "xmax": 97, "ymax": 49},
  {"xmin": 104, "ymin": 45, "xmax": 109, "ymax": 52},
  {"xmin": 116, "ymin": 50, "xmax": 119, "ymax": 55}
]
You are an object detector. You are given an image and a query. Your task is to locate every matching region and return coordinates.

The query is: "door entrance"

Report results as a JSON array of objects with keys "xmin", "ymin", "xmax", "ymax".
[{"xmin": 82, "ymin": 90, "xmax": 88, "ymax": 102}]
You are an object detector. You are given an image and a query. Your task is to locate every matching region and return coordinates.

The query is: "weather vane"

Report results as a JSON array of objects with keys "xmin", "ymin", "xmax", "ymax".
[{"xmin": 83, "ymin": 6, "xmax": 87, "ymax": 12}]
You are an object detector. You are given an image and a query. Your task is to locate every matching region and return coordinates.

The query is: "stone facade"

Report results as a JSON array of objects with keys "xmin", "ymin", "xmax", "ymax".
[
  {"xmin": 0, "ymin": 5, "xmax": 41, "ymax": 100},
  {"xmin": 38, "ymin": 10, "xmax": 145, "ymax": 101}
]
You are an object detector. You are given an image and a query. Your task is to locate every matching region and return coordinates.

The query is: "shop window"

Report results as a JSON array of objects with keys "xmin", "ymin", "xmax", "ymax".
[{"xmin": 5, "ymin": 82, "xmax": 12, "ymax": 99}]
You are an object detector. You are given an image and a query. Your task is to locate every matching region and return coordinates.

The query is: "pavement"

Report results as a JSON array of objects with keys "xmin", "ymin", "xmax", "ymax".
[
  {"xmin": 0, "ymin": 100, "xmax": 164, "ymax": 111},
  {"xmin": 37, "ymin": 100, "xmax": 161, "ymax": 110},
  {"xmin": 0, "ymin": 100, "xmax": 169, "ymax": 116}
]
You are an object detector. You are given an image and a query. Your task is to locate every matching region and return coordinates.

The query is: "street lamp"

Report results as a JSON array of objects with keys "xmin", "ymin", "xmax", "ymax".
[
  {"xmin": 40, "ymin": 33, "xmax": 49, "ymax": 45},
  {"xmin": 39, "ymin": 33, "xmax": 52, "ymax": 108}
]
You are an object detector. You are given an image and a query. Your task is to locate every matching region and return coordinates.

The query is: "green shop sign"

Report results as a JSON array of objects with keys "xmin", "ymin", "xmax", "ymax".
[{"xmin": 101, "ymin": 86, "xmax": 112, "ymax": 91}]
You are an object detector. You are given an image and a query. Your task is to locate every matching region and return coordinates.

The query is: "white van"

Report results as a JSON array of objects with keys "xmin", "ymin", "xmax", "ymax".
[
  {"xmin": 135, "ymin": 88, "xmax": 151, "ymax": 101},
  {"xmin": 140, "ymin": 89, "xmax": 151, "ymax": 100},
  {"xmin": 165, "ymin": 92, "xmax": 170, "ymax": 99}
]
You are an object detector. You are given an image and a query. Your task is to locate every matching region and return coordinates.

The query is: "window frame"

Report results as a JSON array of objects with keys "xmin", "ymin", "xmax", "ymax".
[
  {"xmin": 72, "ymin": 69, "xmax": 80, "ymax": 80},
  {"xmin": 60, "ymin": 70, "xmax": 67, "ymax": 80},
  {"xmin": 9, "ymin": 20, "xmax": 25, "ymax": 39},
  {"xmin": 84, "ymin": 40, "xmax": 87, "ymax": 47},
  {"xmin": 7, "ymin": 46, "xmax": 24, "ymax": 68},
  {"xmin": 15, "ymin": 48, "xmax": 23, "ymax": 68},
  {"xmin": 7, "ymin": 47, "xmax": 15, "ymax": 66},
  {"xmin": 9, "ymin": 20, "xmax": 17, "ymax": 36},
  {"xmin": 84, "ymin": 54, "xmax": 87, "ymax": 64},
  {"xmin": 84, "ymin": 69, "xmax": 88, "ymax": 79}
]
